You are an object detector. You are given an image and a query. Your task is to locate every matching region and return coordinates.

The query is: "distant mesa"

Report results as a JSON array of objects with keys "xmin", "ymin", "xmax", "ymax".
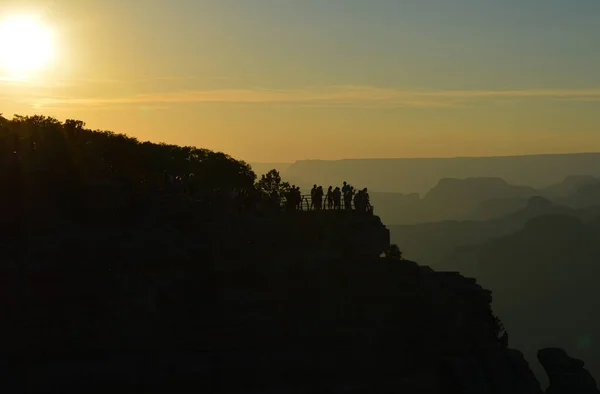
[
  {"xmin": 542, "ymin": 175, "xmax": 600, "ymax": 199},
  {"xmin": 284, "ymin": 153, "xmax": 600, "ymax": 194},
  {"xmin": 424, "ymin": 177, "xmax": 535, "ymax": 202},
  {"xmin": 563, "ymin": 182, "xmax": 600, "ymax": 209},
  {"xmin": 249, "ymin": 162, "xmax": 293, "ymax": 177},
  {"xmin": 526, "ymin": 195, "xmax": 554, "ymax": 209}
]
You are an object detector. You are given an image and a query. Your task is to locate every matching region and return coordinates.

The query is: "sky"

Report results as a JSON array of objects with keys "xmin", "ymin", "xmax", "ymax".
[{"xmin": 1, "ymin": 0, "xmax": 599, "ymax": 163}]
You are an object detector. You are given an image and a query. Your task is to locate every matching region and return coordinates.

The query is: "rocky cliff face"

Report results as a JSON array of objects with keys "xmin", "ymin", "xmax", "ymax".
[{"xmin": 0, "ymin": 202, "xmax": 596, "ymax": 393}]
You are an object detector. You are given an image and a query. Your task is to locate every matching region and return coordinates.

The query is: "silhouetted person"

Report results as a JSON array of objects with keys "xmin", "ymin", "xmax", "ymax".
[
  {"xmin": 286, "ymin": 186, "xmax": 296, "ymax": 212},
  {"xmin": 294, "ymin": 186, "xmax": 302, "ymax": 210},
  {"xmin": 363, "ymin": 188, "xmax": 371, "ymax": 213},
  {"xmin": 315, "ymin": 186, "xmax": 324, "ymax": 210},
  {"xmin": 344, "ymin": 186, "xmax": 354, "ymax": 210},
  {"xmin": 326, "ymin": 186, "xmax": 333, "ymax": 210},
  {"xmin": 354, "ymin": 189, "xmax": 362, "ymax": 212},
  {"xmin": 285, "ymin": 187, "xmax": 296, "ymax": 212},
  {"xmin": 333, "ymin": 187, "xmax": 341, "ymax": 209},
  {"xmin": 352, "ymin": 188, "xmax": 370, "ymax": 213},
  {"xmin": 310, "ymin": 184, "xmax": 317, "ymax": 210},
  {"xmin": 342, "ymin": 181, "xmax": 349, "ymax": 196}
]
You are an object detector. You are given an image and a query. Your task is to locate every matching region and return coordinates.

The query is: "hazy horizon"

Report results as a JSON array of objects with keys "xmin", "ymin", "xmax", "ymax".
[
  {"xmin": 251, "ymin": 151, "xmax": 600, "ymax": 165},
  {"xmin": 2, "ymin": 0, "xmax": 600, "ymax": 163}
]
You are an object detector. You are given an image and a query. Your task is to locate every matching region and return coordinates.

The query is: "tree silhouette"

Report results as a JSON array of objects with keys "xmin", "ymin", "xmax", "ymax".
[
  {"xmin": 0, "ymin": 114, "xmax": 257, "ymax": 200},
  {"xmin": 255, "ymin": 169, "xmax": 290, "ymax": 198},
  {"xmin": 385, "ymin": 244, "xmax": 404, "ymax": 259},
  {"xmin": 493, "ymin": 314, "xmax": 509, "ymax": 348}
]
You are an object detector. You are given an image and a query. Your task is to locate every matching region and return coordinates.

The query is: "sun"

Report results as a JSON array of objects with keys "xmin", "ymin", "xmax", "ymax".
[{"xmin": 0, "ymin": 14, "xmax": 55, "ymax": 76}]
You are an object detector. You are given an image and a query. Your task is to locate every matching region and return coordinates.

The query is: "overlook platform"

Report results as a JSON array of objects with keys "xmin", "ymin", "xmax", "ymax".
[{"xmin": 279, "ymin": 194, "xmax": 374, "ymax": 213}]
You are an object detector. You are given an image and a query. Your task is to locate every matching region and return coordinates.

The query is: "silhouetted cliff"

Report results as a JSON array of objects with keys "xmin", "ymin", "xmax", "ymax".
[
  {"xmin": 2, "ymin": 196, "xmax": 597, "ymax": 392},
  {"xmin": 0, "ymin": 230, "xmax": 508, "ymax": 392},
  {"xmin": 541, "ymin": 175, "xmax": 600, "ymax": 200}
]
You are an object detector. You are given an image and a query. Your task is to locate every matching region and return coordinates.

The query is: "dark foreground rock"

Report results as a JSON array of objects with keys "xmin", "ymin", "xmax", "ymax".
[
  {"xmin": 0, "ymin": 207, "xmax": 596, "ymax": 393},
  {"xmin": 539, "ymin": 348, "xmax": 600, "ymax": 394},
  {"xmin": 439, "ymin": 348, "xmax": 543, "ymax": 394}
]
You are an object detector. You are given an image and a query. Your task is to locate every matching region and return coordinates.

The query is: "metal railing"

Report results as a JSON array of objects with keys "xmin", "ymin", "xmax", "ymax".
[{"xmin": 279, "ymin": 194, "xmax": 374, "ymax": 213}]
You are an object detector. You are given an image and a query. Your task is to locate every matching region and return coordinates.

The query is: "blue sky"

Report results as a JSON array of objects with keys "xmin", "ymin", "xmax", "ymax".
[{"xmin": 124, "ymin": 0, "xmax": 600, "ymax": 88}]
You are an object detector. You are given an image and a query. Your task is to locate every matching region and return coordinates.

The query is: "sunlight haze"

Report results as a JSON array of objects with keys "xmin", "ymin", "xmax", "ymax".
[
  {"xmin": 1, "ymin": 0, "xmax": 599, "ymax": 162},
  {"xmin": 0, "ymin": 13, "xmax": 55, "ymax": 76}
]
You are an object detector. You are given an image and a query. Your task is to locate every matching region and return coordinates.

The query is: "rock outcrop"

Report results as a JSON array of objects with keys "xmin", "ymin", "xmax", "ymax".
[
  {"xmin": 440, "ymin": 348, "xmax": 543, "ymax": 394},
  {"xmin": 539, "ymin": 348, "xmax": 600, "ymax": 394},
  {"xmin": 0, "ymin": 203, "xmax": 596, "ymax": 393}
]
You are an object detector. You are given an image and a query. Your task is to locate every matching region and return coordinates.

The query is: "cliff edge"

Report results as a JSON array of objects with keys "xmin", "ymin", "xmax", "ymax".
[{"xmin": 0, "ymin": 202, "xmax": 596, "ymax": 393}]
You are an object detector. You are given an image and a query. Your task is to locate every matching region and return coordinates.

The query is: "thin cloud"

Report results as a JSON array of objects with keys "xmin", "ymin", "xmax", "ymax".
[
  {"xmin": 0, "ymin": 76, "xmax": 33, "ymax": 83},
  {"xmin": 67, "ymin": 76, "xmax": 200, "ymax": 85},
  {"xmin": 30, "ymin": 85, "xmax": 600, "ymax": 110},
  {"xmin": 417, "ymin": 88, "xmax": 600, "ymax": 99},
  {"xmin": 1, "ymin": 75, "xmax": 202, "ymax": 89}
]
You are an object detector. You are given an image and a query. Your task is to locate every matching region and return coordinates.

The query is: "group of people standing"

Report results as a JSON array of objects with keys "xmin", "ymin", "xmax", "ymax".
[
  {"xmin": 307, "ymin": 181, "xmax": 372, "ymax": 213},
  {"xmin": 162, "ymin": 172, "xmax": 372, "ymax": 214}
]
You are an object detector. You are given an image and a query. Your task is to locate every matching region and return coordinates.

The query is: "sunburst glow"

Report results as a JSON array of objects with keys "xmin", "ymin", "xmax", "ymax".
[{"xmin": 0, "ymin": 14, "xmax": 55, "ymax": 76}]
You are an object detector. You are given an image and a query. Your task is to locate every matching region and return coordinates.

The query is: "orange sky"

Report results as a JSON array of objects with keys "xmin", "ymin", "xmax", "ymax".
[{"xmin": 2, "ymin": 0, "xmax": 600, "ymax": 162}]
